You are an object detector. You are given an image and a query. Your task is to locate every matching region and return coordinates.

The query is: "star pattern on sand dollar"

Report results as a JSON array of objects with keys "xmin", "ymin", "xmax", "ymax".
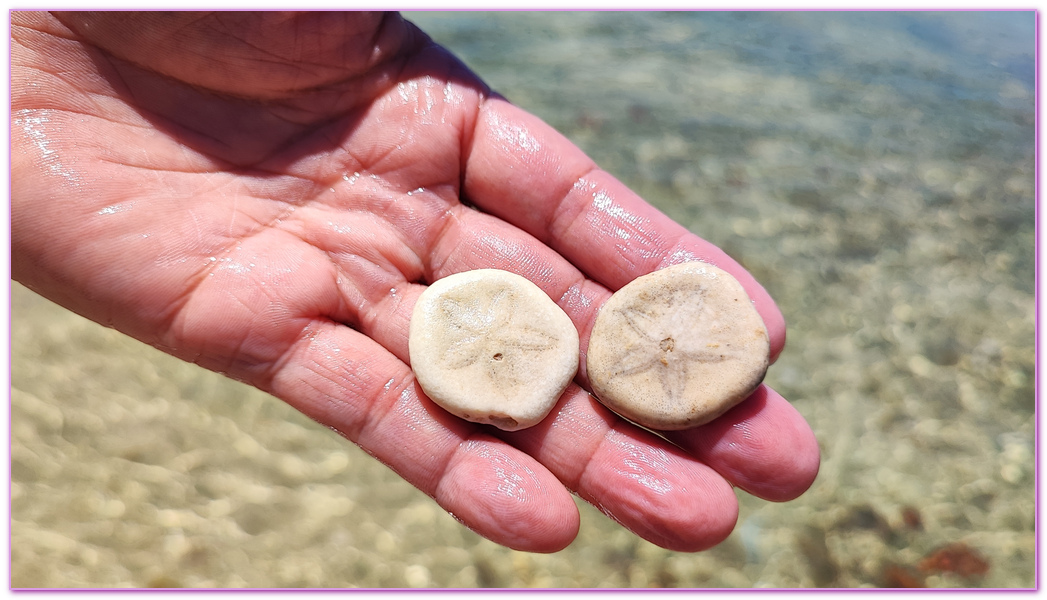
[
  {"xmin": 613, "ymin": 284, "xmax": 746, "ymax": 401},
  {"xmin": 438, "ymin": 288, "xmax": 558, "ymax": 384}
]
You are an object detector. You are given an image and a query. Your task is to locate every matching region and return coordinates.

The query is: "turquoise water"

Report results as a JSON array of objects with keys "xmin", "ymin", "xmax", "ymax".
[{"xmin": 12, "ymin": 11, "xmax": 1035, "ymax": 588}]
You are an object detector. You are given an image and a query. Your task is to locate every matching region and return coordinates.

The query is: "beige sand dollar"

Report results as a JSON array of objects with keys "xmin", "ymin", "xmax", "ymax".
[
  {"xmin": 587, "ymin": 262, "xmax": 770, "ymax": 430},
  {"xmin": 409, "ymin": 269, "xmax": 579, "ymax": 431}
]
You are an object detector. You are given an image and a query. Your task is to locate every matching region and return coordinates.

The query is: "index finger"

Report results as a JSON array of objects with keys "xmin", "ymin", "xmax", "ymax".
[{"xmin": 462, "ymin": 98, "xmax": 786, "ymax": 360}]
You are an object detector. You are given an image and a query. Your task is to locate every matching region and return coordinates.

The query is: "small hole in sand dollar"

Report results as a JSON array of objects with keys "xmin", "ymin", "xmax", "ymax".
[{"xmin": 492, "ymin": 353, "xmax": 504, "ymax": 361}]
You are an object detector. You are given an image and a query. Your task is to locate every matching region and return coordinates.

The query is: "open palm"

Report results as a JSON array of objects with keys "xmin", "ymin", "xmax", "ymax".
[{"xmin": 12, "ymin": 11, "xmax": 818, "ymax": 553}]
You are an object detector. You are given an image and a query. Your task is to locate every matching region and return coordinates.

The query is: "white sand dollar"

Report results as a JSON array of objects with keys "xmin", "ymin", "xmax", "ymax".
[
  {"xmin": 586, "ymin": 262, "xmax": 770, "ymax": 430},
  {"xmin": 409, "ymin": 269, "xmax": 580, "ymax": 431}
]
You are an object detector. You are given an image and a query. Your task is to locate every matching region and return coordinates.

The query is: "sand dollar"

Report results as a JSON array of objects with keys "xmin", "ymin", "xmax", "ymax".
[
  {"xmin": 586, "ymin": 262, "xmax": 770, "ymax": 430},
  {"xmin": 409, "ymin": 269, "xmax": 580, "ymax": 431}
]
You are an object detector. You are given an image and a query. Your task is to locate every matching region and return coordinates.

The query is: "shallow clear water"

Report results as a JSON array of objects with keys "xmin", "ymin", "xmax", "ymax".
[{"xmin": 12, "ymin": 11, "xmax": 1035, "ymax": 588}]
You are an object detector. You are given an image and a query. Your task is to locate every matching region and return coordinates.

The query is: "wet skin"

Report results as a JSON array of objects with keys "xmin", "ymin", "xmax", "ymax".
[{"xmin": 11, "ymin": 11, "xmax": 819, "ymax": 553}]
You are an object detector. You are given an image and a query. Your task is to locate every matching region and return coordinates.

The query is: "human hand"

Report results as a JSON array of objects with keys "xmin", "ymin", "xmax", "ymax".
[{"xmin": 11, "ymin": 11, "xmax": 819, "ymax": 553}]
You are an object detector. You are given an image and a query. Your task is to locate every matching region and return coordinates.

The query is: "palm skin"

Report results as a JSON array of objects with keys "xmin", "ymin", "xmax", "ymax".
[{"xmin": 12, "ymin": 11, "xmax": 819, "ymax": 554}]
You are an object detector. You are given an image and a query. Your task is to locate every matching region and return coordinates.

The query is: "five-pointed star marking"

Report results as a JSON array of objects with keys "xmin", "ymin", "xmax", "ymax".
[
  {"xmin": 438, "ymin": 288, "xmax": 558, "ymax": 384},
  {"xmin": 613, "ymin": 285, "xmax": 745, "ymax": 401}
]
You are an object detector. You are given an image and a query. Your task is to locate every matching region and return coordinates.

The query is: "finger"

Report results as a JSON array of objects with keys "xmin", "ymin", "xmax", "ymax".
[
  {"xmin": 462, "ymin": 98, "xmax": 786, "ymax": 361},
  {"xmin": 268, "ymin": 319, "xmax": 581, "ymax": 553},
  {"xmin": 664, "ymin": 385, "xmax": 821, "ymax": 502},
  {"xmin": 503, "ymin": 386, "xmax": 738, "ymax": 552}
]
